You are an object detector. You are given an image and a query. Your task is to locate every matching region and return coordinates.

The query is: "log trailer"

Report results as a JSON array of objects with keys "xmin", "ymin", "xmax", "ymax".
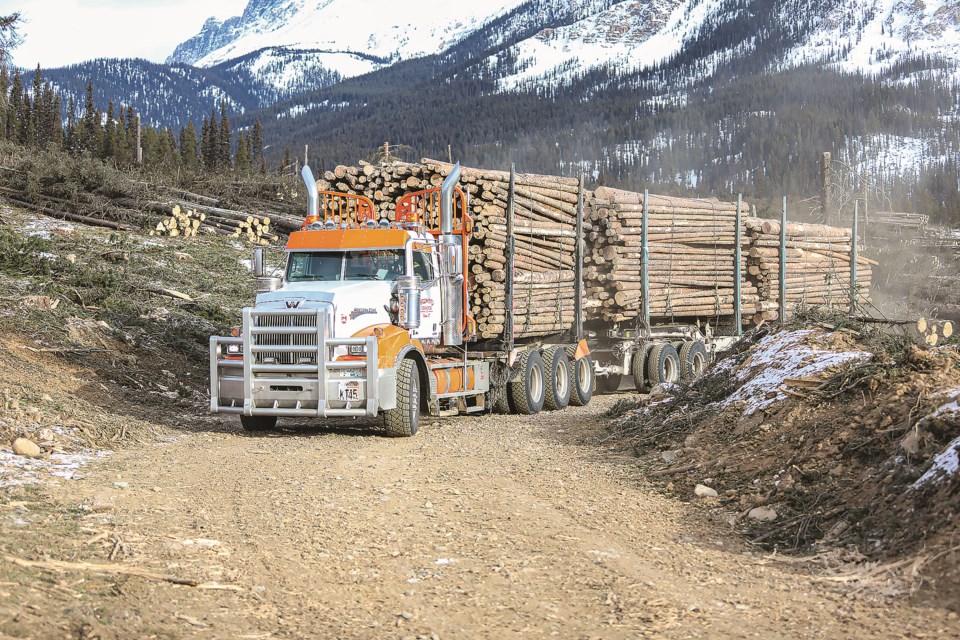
[{"xmin": 209, "ymin": 164, "xmax": 734, "ymax": 436}]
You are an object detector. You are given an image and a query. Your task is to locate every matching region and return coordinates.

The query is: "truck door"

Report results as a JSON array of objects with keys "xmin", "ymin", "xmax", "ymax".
[{"xmin": 412, "ymin": 245, "xmax": 442, "ymax": 342}]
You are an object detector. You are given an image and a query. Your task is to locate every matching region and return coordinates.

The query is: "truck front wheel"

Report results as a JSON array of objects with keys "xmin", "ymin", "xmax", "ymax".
[
  {"xmin": 240, "ymin": 415, "xmax": 277, "ymax": 432},
  {"xmin": 384, "ymin": 359, "xmax": 420, "ymax": 437}
]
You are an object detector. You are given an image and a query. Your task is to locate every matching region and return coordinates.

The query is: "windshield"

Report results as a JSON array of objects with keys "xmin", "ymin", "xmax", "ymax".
[{"xmin": 287, "ymin": 250, "xmax": 433, "ymax": 282}]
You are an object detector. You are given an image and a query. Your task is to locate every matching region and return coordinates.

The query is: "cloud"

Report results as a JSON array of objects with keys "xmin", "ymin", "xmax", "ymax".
[{"xmin": 0, "ymin": 0, "xmax": 246, "ymax": 68}]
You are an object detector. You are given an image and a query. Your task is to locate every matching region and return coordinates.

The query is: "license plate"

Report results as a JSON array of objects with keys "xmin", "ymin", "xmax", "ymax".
[{"xmin": 338, "ymin": 381, "xmax": 362, "ymax": 402}]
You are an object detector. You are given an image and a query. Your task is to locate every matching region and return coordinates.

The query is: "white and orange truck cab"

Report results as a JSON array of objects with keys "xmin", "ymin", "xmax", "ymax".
[{"xmin": 210, "ymin": 165, "xmax": 500, "ymax": 436}]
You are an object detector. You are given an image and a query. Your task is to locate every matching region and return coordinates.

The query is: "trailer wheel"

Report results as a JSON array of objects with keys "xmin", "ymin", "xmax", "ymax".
[
  {"xmin": 384, "ymin": 358, "xmax": 420, "ymax": 437},
  {"xmin": 510, "ymin": 350, "xmax": 545, "ymax": 415},
  {"xmin": 240, "ymin": 415, "xmax": 277, "ymax": 432},
  {"xmin": 647, "ymin": 343, "xmax": 681, "ymax": 386},
  {"xmin": 632, "ymin": 343, "xmax": 652, "ymax": 392},
  {"xmin": 597, "ymin": 374, "xmax": 623, "ymax": 394},
  {"xmin": 565, "ymin": 346, "xmax": 594, "ymax": 407},
  {"xmin": 543, "ymin": 347, "xmax": 571, "ymax": 411},
  {"xmin": 679, "ymin": 341, "xmax": 709, "ymax": 381}
]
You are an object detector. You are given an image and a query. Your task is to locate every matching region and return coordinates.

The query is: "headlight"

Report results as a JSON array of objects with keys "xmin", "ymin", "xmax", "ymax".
[
  {"xmin": 348, "ymin": 344, "xmax": 366, "ymax": 356},
  {"xmin": 226, "ymin": 345, "xmax": 241, "ymax": 355}
]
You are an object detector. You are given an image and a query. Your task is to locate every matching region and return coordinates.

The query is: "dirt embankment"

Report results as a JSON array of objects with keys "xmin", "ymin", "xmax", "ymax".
[{"xmin": 610, "ymin": 321, "xmax": 960, "ymax": 608}]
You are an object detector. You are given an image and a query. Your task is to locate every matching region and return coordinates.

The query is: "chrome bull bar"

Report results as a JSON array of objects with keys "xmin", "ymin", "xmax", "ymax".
[{"xmin": 209, "ymin": 307, "xmax": 379, "ymax": 418}]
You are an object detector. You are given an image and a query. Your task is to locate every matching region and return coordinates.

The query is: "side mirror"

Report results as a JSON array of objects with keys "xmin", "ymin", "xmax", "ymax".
[{"xmin": 253, "ymin": 248, "xmax": 265, "ymax": 278}]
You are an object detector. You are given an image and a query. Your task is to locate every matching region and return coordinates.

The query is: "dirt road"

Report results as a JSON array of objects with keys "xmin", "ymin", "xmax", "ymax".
[{"xmin": 5, "ymin": 396, "xmax": 959, "ymax": 639}]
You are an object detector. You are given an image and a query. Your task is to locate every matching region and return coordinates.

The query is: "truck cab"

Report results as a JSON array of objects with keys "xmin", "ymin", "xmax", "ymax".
[{"xmin": 210, "ymin": 165, "xmax": 491, "ymax": 436}]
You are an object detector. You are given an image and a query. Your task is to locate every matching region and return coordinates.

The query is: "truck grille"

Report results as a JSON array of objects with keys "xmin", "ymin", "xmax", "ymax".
[{"xmin": 253, "ymin": 313, "xmax": 319, "ymax": 365}]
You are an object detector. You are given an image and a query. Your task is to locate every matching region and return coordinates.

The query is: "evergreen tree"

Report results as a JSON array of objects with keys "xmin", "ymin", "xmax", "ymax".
[
  {"xmin": 218, "ymin": 104, "xmax": 232, "ymax": 169},
  {"xmin": 64, "ymin": 96, "xmax": 76, "ymax": 152},
  {"xmin": 252, "ymin": 117, "xmax": 264, "ymax": 164},
  {"xmin": 49, "ymin": 94, "xmax": 63, "ymax": 148},
  {"xmin": 179, "ymin": 120, "xmax": 199, "ymax": 170},
  {"xmin": 29, "ymin": 64, "xmax": 42, "ymax": 146},
  {"xmin": 235, "ymin": 130, "xmax": 251, "ymax": 173},
  {"xmin": 0, "ymin": 67, "xmax": 8, "ymax": 139},
  {"xmin": 78, "ymin": 83, "xmax": 102, "ymax": 154},
  {"xmin": 102, "ymin": 101, "xmax": 116, "ymax": 160},
  {"xmin": 7, "ymin": 70, "xmax": 21, "ymax": 142}
]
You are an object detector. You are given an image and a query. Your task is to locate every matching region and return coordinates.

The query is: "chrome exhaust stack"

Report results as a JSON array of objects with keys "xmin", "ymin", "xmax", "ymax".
[
  {"xmin": 440, "ymin": 163, "xmax": 461, "ymax": 237},
  {"xmin": 439, "ymin": 163, "xmax": 464, "ymax": 346},
  {"xmin": 301, "ymin": 165, "xmax": 319, "ymax": 221}
]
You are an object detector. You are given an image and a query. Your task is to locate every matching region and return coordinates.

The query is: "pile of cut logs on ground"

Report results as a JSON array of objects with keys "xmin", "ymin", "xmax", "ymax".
[
  {"xmin": 745, "ymin": 218, "xmax": 873, "ymax": 323},
  {"xmin": 142, "ymin": 200, "xmax": 282, "ymax": 245}
]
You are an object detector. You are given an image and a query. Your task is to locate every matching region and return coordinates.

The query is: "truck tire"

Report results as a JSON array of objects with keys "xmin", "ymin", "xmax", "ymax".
[
  {"xmin": 679, "ymin": 341, "xmax": 708, "ymax": 381},
  {"xmin": 647, "ymin": 343, "xmax": 681, "ymax": 386},
  {"xmin": 565, "ymin": 345, "xmax": 594, "ymax": 407},
  {"xmin": 384, "ymin": 358, "xmax": 420, "ymax": 437},
  {"xmin": 543, "ymin": 346, "xmax": 571, "ymax": 411},
  {"xmin": 510, "ymin": 350, "xmax": 545, "ymax": 415},
  {"xmin": 597, "ymin": 374, "xmax": 623, "ymax": 393},
  {"xmin": 494, "ymin": 378, "xmax": 513, "ymax": 414},
  {"xmin": 240, "ymin": 415, "xmax": 277, "ymax": 432},
  {"xmin": 632, "ymin": 343, "xmax": 652, "ymax": 392}
]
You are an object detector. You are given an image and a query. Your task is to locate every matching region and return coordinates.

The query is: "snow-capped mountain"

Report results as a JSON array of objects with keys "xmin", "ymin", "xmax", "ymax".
[
  {"xmin": 168, "ymin": 0, "xmax": 960, "ymax": 102},
  {"xmin": 169, "ymin": 0, "xmax": 531, "ymax": 76}
]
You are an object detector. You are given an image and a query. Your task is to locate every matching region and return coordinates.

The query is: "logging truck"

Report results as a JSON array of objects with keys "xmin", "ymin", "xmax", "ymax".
[{"xmin": 209, "ymin": 164, "xmax": 733, "ymax": 435}]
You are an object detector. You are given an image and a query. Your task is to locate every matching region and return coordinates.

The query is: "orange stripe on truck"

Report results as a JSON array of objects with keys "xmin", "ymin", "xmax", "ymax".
[{"xmin": 287, "ymin": 229, "xmax": 411, "ymax": 251}]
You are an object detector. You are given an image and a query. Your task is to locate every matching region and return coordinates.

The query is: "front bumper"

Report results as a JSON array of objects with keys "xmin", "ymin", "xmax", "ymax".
[{"xmin": 210, "ymin": 308, "xmax": 390, "ymax": 419}]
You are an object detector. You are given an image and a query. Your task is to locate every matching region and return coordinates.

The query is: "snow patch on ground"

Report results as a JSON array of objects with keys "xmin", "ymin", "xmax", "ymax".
[
  {"xmin": 915, "ymin": 435, "xmax": 960, "ymax": 488},
  {"xmin": 722, "ymin": 330, "xmax": 872, "ymax": 416},
  {"xmin": 913, "ymin": 389, "xmax": 960, "ymax": 488},
  {"xmin": 0, "ymin": 449, "xmax": 110, "ymax": 488}
]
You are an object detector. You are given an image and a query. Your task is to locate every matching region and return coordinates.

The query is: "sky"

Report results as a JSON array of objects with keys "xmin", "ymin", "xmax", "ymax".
[{"xmin": 0, "ymin": 0, "xmax": 248, "ymax": 68}]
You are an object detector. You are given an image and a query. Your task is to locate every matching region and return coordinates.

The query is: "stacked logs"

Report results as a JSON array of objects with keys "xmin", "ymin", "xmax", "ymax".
[
  {"xmin": 143, "ymin": 201, "xmax": 279, "ymax": 245},
  {"xmin": 150, "ymin": 205, "xmax": 207, "ymax": 238},
  {"xmin": 309, "ymin": 158, "xmax": 876, "ymax": 336},
  {"xmin": 587, "ymin": 186, "xmax": 759, "ymax": 326},
  {"xmin": 744, "ymin": 218, "xmax": 873, "ymax": 323},
  {"xmin": 316, "ymin": 159, "xmax": 586, "ymax": 340}
]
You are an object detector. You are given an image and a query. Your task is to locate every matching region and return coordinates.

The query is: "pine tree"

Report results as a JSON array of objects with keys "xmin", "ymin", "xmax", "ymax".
[
  {"xmin": 218, "ymin": 104, "xmax": 232, "ymax": 170},
  {"xmin": 29, "ymin": 65, "xmax": 42, "ymax": 146},
  {"xmin": 64, "ymin": 96, "xmax": 76, "ymax": 152},
  {"xmin": 235, "ymin": 131, "xmax": 251, "ymax": 173},
  {"xmin": 0, "ymin": 67, "xmax": 8, "ymax": 139},
  {"xmin": 102, "ymin": 101, "xmax": 116, "ymax": 160},
  {"xmin": 78, "ymin": 83, "xmax": 102, "ymax": 154},
  {"xmin": 7, "ymin": 70, "xmax": 21, "ymax": 142},
  {"xmin": 180, "ymin": 121, "xmax": 199, "ymax": 170},
  {"xmin": 49, "ymin": 94, "xmax": 63, "ymax": 149},
  {"xmin": 252, "ymin": 117, "xmax": 264, "ymax": 164}
]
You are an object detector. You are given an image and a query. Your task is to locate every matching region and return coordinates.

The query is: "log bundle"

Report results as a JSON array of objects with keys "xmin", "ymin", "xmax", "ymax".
[
  {"xmin": 587, "ymin": 186, "xmax": 759, "ymax": 326},
  {"xmin": 313, "ymin": 159, "xmax": 587, "ymax": 340},
  {"xmin": 308, "ymin": 158, "xmax": 875, "ymax": 337},
  {"xmin": 744, "ymin": 218, "xmax": 873, "ymax": 324}
]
